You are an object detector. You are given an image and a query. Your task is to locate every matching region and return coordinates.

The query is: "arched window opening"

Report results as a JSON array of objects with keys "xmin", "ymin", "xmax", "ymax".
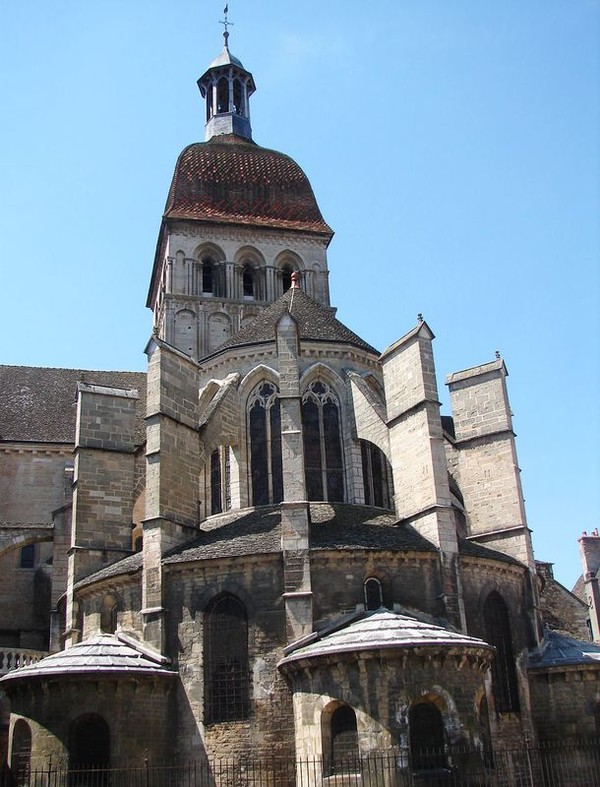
[
  {"xmin": 134, "ymin": 535, "xmax": 143, "ymax": 552},
  {"xmin": 233, "ymin": 79, "xmax": 244, "ymax": 115},
  {"xmin": 409, "ymin": 702, "xmax": 446, "ymax": 771},
  {"xmin": 205, "ymin": 595, "xmax": 250, "ymax": 723},
  {"xmin": 281, "ymin": 264, "xmax": 293, "ymax": 293},
  {"xmin": 210, "ymin": 446, "xmax": 231, "ymax": 515},
  {"xmin": 364, "ymin": 577, "xmax": 384, "ymax": 610},
  {"xmin": 248, "ymin": 382, "xmax": 283, "ymax": 506},
  {"xmin": 69, "ymin": 714, "xmax": 110, "ymax": 776},
  {"xmin": 302, "ymin": 381, "xmax": 344, "ymax": 502},
  {"xmin": 11, "ymin": 718, "xmax": 31, "ymax": 785},
  {"xmin": 483, "ymin": 591, "xmax": 520, "ymax": 713},
  {"xmin": 330, "ymin": 705, "xmax": 359, "ymax": 775},
  {"xmin": 202, "ymin": 257, "xmax": 214, "ymax": 294},
  {"xmin": 217, "ymin": 76, "xmax": 229, "ymax": 113},
  {"xmin": 242, "ymin": 264, "xmax": 255, "ymax": 298},
  {"xmin": 100, "ymin": 595, "xmax": 117, "ymax": 634},
  {"xmin": 360, "ymin": 440, "xmax": 394, "ymax": 509}
]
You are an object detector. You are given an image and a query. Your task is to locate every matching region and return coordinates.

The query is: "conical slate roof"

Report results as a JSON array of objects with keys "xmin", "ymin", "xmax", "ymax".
[
  {"xmin": 206, "ymin": 286, "xmax": 379, "ymax": 358},
  {"xmin": 0, "ymin": 635, "xmax": 174, "ymax": 684},
  {"xmin": 279, "ymin": 609, "xmax": 494, "ymax": 667}
]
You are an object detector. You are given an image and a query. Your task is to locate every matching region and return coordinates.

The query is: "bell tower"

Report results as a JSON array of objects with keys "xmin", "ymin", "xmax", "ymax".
[{"xmin": 197, "ymin": 17, "xmax": 256, "ymax": 141}]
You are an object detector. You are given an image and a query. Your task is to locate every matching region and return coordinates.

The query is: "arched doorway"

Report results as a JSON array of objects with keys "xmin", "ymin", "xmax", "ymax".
[
  {"xmin": 69, "ymin": 714, "xmax": 110, "ymax": 783},
  {"xmin": 409, "ymin": 701, "xmax": 446, "ymax": 771}
]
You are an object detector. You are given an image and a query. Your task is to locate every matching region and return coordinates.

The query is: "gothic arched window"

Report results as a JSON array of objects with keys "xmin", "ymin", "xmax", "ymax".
[
  {"xmin": 248, "ymin": 382, "xmax": 283, "ymax": 506},
  {"xmin": 204, "ymin": 595, "xmax": 250, "ymax": 723},
  {"xmin": 483, "ymin": 591, "xmax": 520, "ymax": 712},
  {"xmin": 409, "ymin": 702, "xmax": 446, "ymax": 771},
  {"xmin": 302, "ymin": 381, "xmax": 344, "ymax": 502},
  {"xmin": 360, "ymin": 440, "xmax": 394, "ymax": 509}
]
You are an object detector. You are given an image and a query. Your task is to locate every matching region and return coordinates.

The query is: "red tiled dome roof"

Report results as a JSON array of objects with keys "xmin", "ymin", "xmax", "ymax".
[{"xmin": 163, "ymin": 134, "xmax": 333, "ymax": 237}]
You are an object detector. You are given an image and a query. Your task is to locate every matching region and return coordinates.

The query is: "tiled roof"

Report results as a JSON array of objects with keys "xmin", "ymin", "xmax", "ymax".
[
  {"xmin": 207, "ymin": 286, "xmax": 379, "ymax": 358},
  {"xmin": 164, "ymin": 135, "xmax": 333, "ymax": 237},
  {"xmin": 279, "ymin": 609, "xmax": 494, "ymax": 667},
  {"xmin": 529, "ymin": 629, "xmax": 600, "ymax": 670},
  {"xmin": 0, "ymin": 634, "xmax": 174, "ymax": 684},
  {"xmin": 0, "ymin": 366, "xmax": 146, "ymax": 445}
]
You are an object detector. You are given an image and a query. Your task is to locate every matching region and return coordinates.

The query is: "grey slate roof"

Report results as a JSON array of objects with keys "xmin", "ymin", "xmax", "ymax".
[
  {"xmin": 0, "ymin": 366, "xmax": 147, "ymax": 444},
  {"xmin": 0, "ymin": 634, "xmax": 174, "ymax": 684},
  {"xmin": 162, "ymin": 504, "xmax": 435, "ymax": 566},
  {"xmin": 279, "ymin": 609, "xmax": 494, "ymax": 667},
  {"xmin": 75, "ymin": 552, "xmax": 143, "ymax": 589},
  {"xmin": 206, "ymin": 287, "xmax": 379, "ymax": 358},
  {"xmin": 458, "ymin": 538, "xmax": 524, "ymax": 567},
  {"xmin": 528, "ymin": 629, "xmax": 600, "ymax": 670}
]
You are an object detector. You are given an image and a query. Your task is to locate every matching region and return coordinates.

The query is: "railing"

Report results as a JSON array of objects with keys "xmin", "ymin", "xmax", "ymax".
[
  {"xmin": 3, "ymin": 740, "xmax": 600, "ymax": 787},
  {"xmin": 0, "ymin": 649, "xmax": 45, "ymax": 676}
]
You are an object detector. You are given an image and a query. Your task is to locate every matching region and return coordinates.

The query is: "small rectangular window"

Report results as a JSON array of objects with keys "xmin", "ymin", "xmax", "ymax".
[{"xmin": 20, "ymin": 544, "xmax": 35, "ymax": 569}]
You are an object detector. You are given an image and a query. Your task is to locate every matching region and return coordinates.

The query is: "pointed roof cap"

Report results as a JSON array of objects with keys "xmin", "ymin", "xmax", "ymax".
[
  {"xmin": 207, "ymin": 45, "xmax": 245, "ymax": 70},
  {"xmin": 205, "ymin": 286, "xmax": 378, "ymax": 359}
]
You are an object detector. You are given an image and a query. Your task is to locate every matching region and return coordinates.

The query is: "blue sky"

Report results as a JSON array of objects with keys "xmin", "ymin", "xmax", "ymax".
[{"xmin": 1, "ymin": 1, "xmax": 598, "ymax": 589}]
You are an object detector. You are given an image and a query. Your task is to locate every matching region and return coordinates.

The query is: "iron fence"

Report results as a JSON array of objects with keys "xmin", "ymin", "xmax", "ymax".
[{"xmin": 4, "ymin": 739, "xmax": 600, "ymax": 787}]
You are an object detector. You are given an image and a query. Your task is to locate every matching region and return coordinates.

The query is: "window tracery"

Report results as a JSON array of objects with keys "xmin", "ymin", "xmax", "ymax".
[
  {"xmin": 302, "ymin": 380, "xmax": 344, "ymax": 502},
  {"xmin": 248, "ymin": 382, "xmax": 283, "ymax": 506}
]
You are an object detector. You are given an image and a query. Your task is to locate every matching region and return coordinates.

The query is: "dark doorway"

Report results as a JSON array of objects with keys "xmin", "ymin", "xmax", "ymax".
[
  {"xmin": 409, "ymin": 702, "xmax": 446, "ymax": 771},
  {"xmin": 69, "ymin": 715, "xmax": 110, "ymax": 785}
]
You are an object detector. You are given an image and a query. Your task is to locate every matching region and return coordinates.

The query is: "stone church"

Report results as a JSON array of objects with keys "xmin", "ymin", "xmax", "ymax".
[{"xmin": 0, "ymin": 27, "xmax": 599, "ymax": 784}]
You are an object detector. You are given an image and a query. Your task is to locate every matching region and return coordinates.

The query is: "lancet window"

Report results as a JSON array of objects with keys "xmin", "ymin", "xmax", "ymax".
[
  {"xmin": 204, "ymin": 594, "xmax": 250, "ymax": 723},
  {"xmin": 483, "ymin": 591, "xmax": 520, "ymax": 712},
  {"xmin": 210, "ymin": 446, "xmax": 231, "ymax": 515},
  {"xmin": 248, "ymin": 382, "xmax": 283, "ymax": 506},
  {"xmin": 360, "ymin": 440, "xmax": 394, "ymax": 509},
  {"xmin": 302, "ymin": 380, "xmax": 344, "ymax": 502}
]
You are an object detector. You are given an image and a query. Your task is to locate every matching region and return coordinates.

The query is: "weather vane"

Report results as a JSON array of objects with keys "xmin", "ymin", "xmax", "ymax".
[{"xmin": 220, "ymin": 4, "xmax": 233, "ymax": 46}]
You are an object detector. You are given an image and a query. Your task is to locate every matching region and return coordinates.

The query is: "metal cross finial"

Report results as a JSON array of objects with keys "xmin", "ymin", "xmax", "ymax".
[{"xmin": 220, "ymin": 4, "xmax": 234, "ymax": 47}]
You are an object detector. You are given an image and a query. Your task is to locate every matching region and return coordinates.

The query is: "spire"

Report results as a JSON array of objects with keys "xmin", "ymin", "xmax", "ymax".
[{"xmin": 197, "ymin": 6, "xmax": 256, "ymax": 142}]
